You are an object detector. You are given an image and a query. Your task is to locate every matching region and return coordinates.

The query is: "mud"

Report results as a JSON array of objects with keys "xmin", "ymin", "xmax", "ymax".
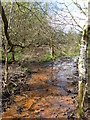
[{"xmin": 2, "ymin": 56, "xmax": 79, "ymax": 119}]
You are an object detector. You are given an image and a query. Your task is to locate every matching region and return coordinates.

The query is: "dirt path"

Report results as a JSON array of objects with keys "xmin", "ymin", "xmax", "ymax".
[{"xmin": 2, "ymin": 57, "xmax": 79, "ymax": 119}]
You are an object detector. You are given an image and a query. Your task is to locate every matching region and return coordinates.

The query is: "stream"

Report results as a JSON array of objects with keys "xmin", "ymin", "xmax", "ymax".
[{"xmin": 2, "ymin": 56, "xmax": 80, "ymax": 119}]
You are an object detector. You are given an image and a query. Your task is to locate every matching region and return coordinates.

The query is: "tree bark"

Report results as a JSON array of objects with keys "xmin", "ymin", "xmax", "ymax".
[
  {"xmin": 49, "ymin": 37, "xmax": 54, "ymax": 61},
  {"xmin": 77, "ymin": 1, "xmax": 90, "ymax": 118},
  {"xmin": 87, "ymin": 0, "xmax": 90, "ymax": 89},
  {"xmin": 78, "ymin": 26, "xmax": 88, "ymax": 82},
  {"xmin": 4, "ymin": 40, "xmax": 8, "ymax": 83}
]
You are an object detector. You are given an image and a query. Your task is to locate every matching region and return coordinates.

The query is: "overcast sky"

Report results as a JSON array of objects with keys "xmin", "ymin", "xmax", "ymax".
[
  {"xmin": 1, "ymin": 0, "xmax": 87, "ymax": 32},
  {"xmin": 46, "ymin": 0, "xmax": 87, "ymax": 32}
]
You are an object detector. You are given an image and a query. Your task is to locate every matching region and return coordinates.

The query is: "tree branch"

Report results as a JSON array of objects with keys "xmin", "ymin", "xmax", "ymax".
[
  {"xmin": 64, "ymin": 0, "xmax": 83, "ymax": 30},
  {"xmin": 72, "ymin": 0, "xmax": 86, "ymax": 16},
  {"xmin": 0, "ymin": 1, "xmax": 13, "ymax": 47}
]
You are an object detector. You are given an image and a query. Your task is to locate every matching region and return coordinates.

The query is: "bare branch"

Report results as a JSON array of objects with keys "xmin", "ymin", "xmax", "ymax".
[
  {"xmin": 64, "ymin": 0, "xmax": 83, "ymax": 30},
  {"xmin": 72, "ymin": 0, "xmax": 86, "ymax": 16}
]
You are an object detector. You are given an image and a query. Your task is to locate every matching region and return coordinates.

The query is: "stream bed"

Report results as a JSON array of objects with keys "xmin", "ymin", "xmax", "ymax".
[{"xmin": 2, "ymin": 56, "xmax": 80, "ymax": 119}]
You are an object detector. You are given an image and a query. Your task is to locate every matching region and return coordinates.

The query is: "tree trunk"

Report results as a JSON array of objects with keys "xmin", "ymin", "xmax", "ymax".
[
  {"xmin": 86, "ymin": 3, "xmax": 90, "ymax": 116},
  {"xmin": 78, "ymin": 28, "xmax": 87, "ymax": 82},
  {"xmin": 4, "ymin": 40, "xmax": 8, "ymax": 84},
  {"xmin": 50, "ymin": 37, "xmax": 54, "ymax": 61},
  {"xmin": 0, "ymin": 1, "xmax": 12, "ymax": 47},
  {"xmin": 87, "ymin": 0, "xmax": 90, "ymax": 90},
  {"xmin": 77, "ymin": 1, "xmax": 90, "ymax": 118},
  {"xmin": 0, "ymin": 1, "xmax": 13, "ymax": 85},
  {"xmin": 77, "ymin": 24, "xmax": 88, "ymax": 118}
]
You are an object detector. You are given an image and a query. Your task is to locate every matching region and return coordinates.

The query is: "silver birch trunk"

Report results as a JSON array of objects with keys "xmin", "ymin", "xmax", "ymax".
[
  {"xmin": 87, "ymin": 1, "xmax": 90, "ymax": 88},
  {"xmin": 77, "ymin": 0, "xmax": 90, "ymax": 118}
]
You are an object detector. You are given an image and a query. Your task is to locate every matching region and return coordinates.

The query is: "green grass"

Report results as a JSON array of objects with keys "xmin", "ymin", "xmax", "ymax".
[
  {"xmin": 2, "ymin": 49, "xmax": 23, "ymax": 62},
  {"xmin": 14, "ymin": 50, "xmax": 22, "ymax": 61}
]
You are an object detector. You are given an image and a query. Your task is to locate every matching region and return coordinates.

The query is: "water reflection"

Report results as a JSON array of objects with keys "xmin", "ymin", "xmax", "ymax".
[{"xmin": 50, "ymin": 62, "xmax": 54, "ymax": 83}]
